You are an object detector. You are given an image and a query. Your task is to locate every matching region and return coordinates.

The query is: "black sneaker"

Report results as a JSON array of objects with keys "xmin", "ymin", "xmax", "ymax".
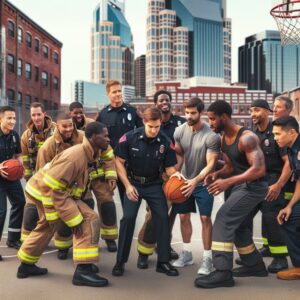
[
  {"xmin": 268, "ymin": 257, "xmax": 288, "ymax": 273},
  {"xmin": 194, "ymin": 270, "xmax": 234, "ymax": 289},
  {"xmin": 105, "ymin": 240, "xmax": 117, "ymax": 252},
  {"xmin": 232, "ymin": 262, "xmax": 268, "ymax": 277},
  {"xmin": 17, "ymin": 263, "xmax": 48, "ymax": 279}
]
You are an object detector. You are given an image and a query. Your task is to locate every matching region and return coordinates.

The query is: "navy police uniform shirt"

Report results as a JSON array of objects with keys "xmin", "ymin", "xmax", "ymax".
[
  {"xmin": 161, "ymin": 114, "xmax": 186, "ymax": 143},
  {"xmin": 114, "ymin": 127, "xmax": 177, "ymax": 180},
  {"xmin": 288, "ymin": 134, "xmax": 300, "ymax": 181},
  {"xmin": 96, "ymin": 103, "xmax": 143, "ymax": 149}
]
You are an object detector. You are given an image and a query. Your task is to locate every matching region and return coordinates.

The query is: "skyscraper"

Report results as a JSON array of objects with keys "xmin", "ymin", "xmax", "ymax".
[
  {"xmin": 239, "ymin": 30, "xmax": 300, "ymax": 94},
  {"xmin": 91, "ymin": 0, "xmax": 134, "ymax": 85},
  {"xmin": 135, "ymin": 55, "xmax": 146, "ymax": 97},
  {"xmin": 146, "ymin": 0, "xmax": 231, "ymax": 96}
]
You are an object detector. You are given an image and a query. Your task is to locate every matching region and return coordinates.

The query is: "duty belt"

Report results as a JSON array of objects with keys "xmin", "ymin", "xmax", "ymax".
[{"xmin": 130, "ymin": 173, "xmax": 159, "ymax": 184}]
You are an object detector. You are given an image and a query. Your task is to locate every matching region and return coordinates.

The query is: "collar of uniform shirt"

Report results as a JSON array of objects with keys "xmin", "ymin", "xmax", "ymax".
[
  {"xmin": 108, "ymin": 103, "xmax": 126, "ymax": 112},
  {"xmin": 0, "ymin": 128, "xmax": 13, "ymax": 137},
  {"xmin": 138, "ymin": 130, "xmax": 161, "ymax": 143},
  {"xmin": 290, "ymin": 134, "xmax": 300, "ymax": 153}
]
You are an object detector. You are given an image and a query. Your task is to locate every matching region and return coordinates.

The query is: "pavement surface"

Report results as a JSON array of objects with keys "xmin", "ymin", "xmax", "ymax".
[{"xmin": 0, "ymin": 184, "xmax": 299, "ymax": 300}]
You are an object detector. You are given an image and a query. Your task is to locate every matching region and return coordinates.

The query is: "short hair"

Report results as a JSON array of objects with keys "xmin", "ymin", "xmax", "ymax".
[
  {"xmin": 69, "ymin": 101, "xmax": 83, "ymax": 111},
  {"xmin": 207, "ymin": 100, "xmax": 232, "ymax": 118},
  {"xmin": 85, "ymin": 122, "xmax": 107, "ymax": 138},
  {"xmin": 184, "ymin": 97, "xmax": 204, "ymax": 112},
  {"xmin": 106, "ymin": 80, "xmax": 121, "ymax": 93},
  {"xmin": 56, "ymin": 111, "xmax": 73, "ymax": 122},
  {"xmin": 30, "ymin": 102, "xmax": 45, "ymax": 112},
  {"xmin": 143, "ymin": 106, "xmax": 162, "ymax": 122},
  {"xmin": 272, "ymin": 116, "xmax": 299, "ymax": 133},
  {"xmin": 275, "ymin": 96, "xmax": 294, "ymax": 111},
  {"xmin": 0, "ymin": 106, "xmax": 15, "ymax": 114},
  {"xmin": 153, "ymin": 90, "xmax": 172, "ymax": 104}
]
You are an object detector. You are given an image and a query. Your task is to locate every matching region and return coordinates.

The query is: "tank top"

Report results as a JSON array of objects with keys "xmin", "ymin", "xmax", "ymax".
[{"xmin": 222, "ymin": 127, "xmax": 250, "ymax": 175}]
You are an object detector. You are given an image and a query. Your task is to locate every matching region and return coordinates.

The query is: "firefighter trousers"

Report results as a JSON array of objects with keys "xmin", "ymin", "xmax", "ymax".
[
  {"xmin": 18, "ymin": 194, "xmax": 100, "ymax": 265},
  {"xmin": 212, "ymin": 181, "xmax": 268, "ymax": 270}
]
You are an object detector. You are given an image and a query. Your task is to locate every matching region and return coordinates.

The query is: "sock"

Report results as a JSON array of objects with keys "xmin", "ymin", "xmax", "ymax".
[
  {"xmin": 183, "ymin": 243, "xmax": 192, "ymax": 252},
  {"xmin": 203, "ymin": 250, "xmax": 212, "ymax": 258}
]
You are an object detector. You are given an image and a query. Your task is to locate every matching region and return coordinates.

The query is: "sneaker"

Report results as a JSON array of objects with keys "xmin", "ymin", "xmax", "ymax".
[
  {"xmin": 198, "ymin": 256, "xmax": 213, "ymax": 275},
  {"xmin": 172, "ymin": 251, "xmax": 194, "ymax": 267}
]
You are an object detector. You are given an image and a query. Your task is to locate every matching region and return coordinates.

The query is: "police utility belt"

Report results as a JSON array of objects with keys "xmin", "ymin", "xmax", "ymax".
[{"xmin": 129, "ymin": 172, "xmax": 159, "ymax": 184}]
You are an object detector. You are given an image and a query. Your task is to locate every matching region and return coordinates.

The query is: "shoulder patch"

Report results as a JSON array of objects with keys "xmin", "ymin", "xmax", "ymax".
[
  {"xmin": 170, "ymin": 142, "xmax": 175, "ymax": 150},
  {"xmin": 119, "ymin": 135, "xmax": 127, "ymax": 143}
]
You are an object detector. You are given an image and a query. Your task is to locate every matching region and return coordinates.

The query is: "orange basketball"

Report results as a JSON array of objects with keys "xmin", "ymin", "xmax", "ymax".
[
  {"xmin": 164, "ymin": 176, "xmax": 188, "ymax": 203},
  {"xmin": 3, "ymin": 159, "xmax": 24, "ymax": 181}
]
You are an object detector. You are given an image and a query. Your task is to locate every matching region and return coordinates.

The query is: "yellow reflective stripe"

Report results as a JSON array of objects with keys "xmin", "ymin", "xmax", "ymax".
[
  {"xmin": 18, "ymin": 248, "xmax": 39, "ymax": 264},
  {"xmin": 24, "ymin": 169, "xmax": 32, "ymax": 176},
  {"xmin": 54, "ymin": 239, "xmax": 73, "ymax": 249},
  {"xmin": 100, "ymin": 227, "xmax": 118, "ymax": 236},
  {"xmin": 22, "ymin": 155, "xmax": 29, "ymax": 162},
  {"xmin": 100, "ymin": 149, "xmax": 113, "ymax": 160},
  {"xmin": 37, "ymin": 142, "xmax": 44, "ymax": 148},
  {"xmin": 237, "ymin": 243, "xmax": 256, "ymax": 255},
  {"xmin": 45, "ymin": 211, "xmax": 59, "ymax": 221},
  {"xmin": 25, "ymin": 183, "xmax": 42, "ymax": 201},
  {"xmin": 21, "ymin": 233, "xmax": 29, "ymax": 242},
  {"xmin": 105, "ymin": 170, "xmax": 117, "ymax": 178},
  {"xmin": 269, "ymin": 245, "xmax": 288, "ymax": 254},
  {"xmin": 42, "ymin": 196, "xmax": 53, "ymax": 206},
  {"xmin": 89, "ymin": 169, "xmax": 105, "ymax": 179},
  {"xmin": 285, "ymin": 192, "xmax": 293, "ymax": 200},
  {"xmin": 73, "ymin": 247, "xmax": 99, "ymax": 260},
  {"xmin": 212, "ymin": 241, "xmax": 233, "ymax": 252},
  {"xmin": 65, "ymin": 213, "xmax": 83, "ymax": 227},
  {"xmin": 43, "ymin": 173, "xmax": 66, "ymax": 190},
  {"xmin": 137, "ymin": 242, "xmax": 154, "ymax": 255},
  {"xmin": 262, "ymin": 237, "xmax": 268, "ymax": 246}
]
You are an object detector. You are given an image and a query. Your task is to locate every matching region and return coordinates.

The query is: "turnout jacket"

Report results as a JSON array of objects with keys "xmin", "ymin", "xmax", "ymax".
[
  {"xmin": 21, "ymin": 115, "xmax": 55, "ymax": 180},
  {"xmin": 25, "ymin": 137, "xmax": 99, "ymax": 226},
  {"xmin": 75, "ymin": 115, "xmax": 94, "ymax": 131}
]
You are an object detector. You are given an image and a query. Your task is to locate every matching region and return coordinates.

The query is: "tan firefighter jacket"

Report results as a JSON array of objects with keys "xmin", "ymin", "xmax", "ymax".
[
  {"xmin": 75, "ymin": 115, "xmax": 94, "ymax": 131},
  {"xmin": 21, "ymin": 115, "xmax": 56, "ymax": 180}
]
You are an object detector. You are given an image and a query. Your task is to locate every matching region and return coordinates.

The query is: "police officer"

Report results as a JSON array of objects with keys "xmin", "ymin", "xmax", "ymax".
[
  {"xmin": 112, "ymin": 107, "xmax": 180, "ymax": 277},
  {"xmin": 137, "ymin": 90, "xmax": 185, "ymax": 268},
  {"xmin": 96, "ymin": 80, "xmax": 143, "ymax": 207},
  {"xmin": 248, "ymin": 100, "xmax": 290, "ymax": 272},
  {"xmin": 0, "ymin": 106, "xmax": 25, "ymax": 259},
  {"xmin": 274, "ymin": 116, "xmax": 300, "ymax": 280}
]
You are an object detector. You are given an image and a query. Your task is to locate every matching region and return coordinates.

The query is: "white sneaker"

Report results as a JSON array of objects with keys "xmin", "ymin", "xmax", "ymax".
[
  {"xmin": 172, "ymin": 251, "xmax": 194, "ymax": 267},
  {"xmin": 197, "ymin": 256, "xmax": 213, "ymax": 275}
]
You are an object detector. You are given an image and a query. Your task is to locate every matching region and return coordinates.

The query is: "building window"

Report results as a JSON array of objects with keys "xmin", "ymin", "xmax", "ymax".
[
  {"xmin": 7, "ymin": 89, "xmax": 15, "ymax": 101},
  {"xmin": 34, "ymin": 39, "xmax": 39, "ymax": 53},
  {"xmin": 7, "ymin": 54, "xmax": 14, "ymax": 72},
  {"xmin": 44, "ymin": 100, "xmax": 48, "ymax": 110},
  {"xmin": 43, "ymin": 45, "xmax": 48, "ymax": 59},
  {"xmin": 8, "ymin": 21, "xmax": 14, "ymax": 38},
  {"xmin": 25, "ymin": 94, "xmax": 31, "ymax": 106},
  {"xmin": 42, "ymin": 71, "xmax": 48, "ymax": 86},
  {"xmin": 54, "ymin": 52, "xmax": 59, "ymax": 64},
  {"xmin": 17, "ymin": 92, "xmax": 22, "ymax": 104},
  {"xmin": 25, "ymin": 63, "xmax": 31, "ymax": 80},
  {"xmin": 26, "ymin": 33, "xmax": 32, "ymax": 48},
  {"xmin": 18, "ymin": 27, "xmax": 23, "ymax": 43},
  {"xmin": 53, "ymin": 77, "xmax": 59, "ymax": 90},
  {"xmin": 17, "ymin": 59, "xmax": 22, "ymax": 76},
  {"xmin": 35, "ymin": 67, "xmax": 39, "ymax": 82}
]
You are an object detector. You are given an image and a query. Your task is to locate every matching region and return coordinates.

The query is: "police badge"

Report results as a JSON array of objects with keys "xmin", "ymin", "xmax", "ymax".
[
  {"xmin": 264, "ymin": 139, "xmax": 270, "ymax": 147},
  {"xmin": 127, "ymin": 113, "xmax": 132, "ymax": 121},
  {"xmin": 159, "ymin": 145, "xmax": 165, "ymax": 153}
]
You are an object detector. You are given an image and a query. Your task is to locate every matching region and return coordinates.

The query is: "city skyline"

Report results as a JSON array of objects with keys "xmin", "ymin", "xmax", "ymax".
[{"xmin": 10, "ymin": 0, "xmax": 279, "ymax": 102}]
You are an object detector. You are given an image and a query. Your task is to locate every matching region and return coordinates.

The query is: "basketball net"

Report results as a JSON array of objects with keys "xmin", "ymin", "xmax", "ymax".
[{"xmin": 270, "ymin": 0, "xmax": 300, "ymax": 46}]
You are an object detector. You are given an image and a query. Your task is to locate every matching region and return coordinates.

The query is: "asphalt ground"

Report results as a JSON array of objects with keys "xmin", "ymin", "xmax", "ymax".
[{"xmin": 0, "ymin": 184, "xmax": 299, "ymax": 300}]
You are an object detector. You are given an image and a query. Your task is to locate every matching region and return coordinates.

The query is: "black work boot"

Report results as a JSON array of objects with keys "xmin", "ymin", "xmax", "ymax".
[
  {"xmin": 105, "ymin": 240, "xmax": 117, "ymax": 252},
  {"xmin": 268, "ymin": 257, "xmax": 288, "ymax": 273},
  {"xmin": 235, "ymin": 257, "xmax": 243, "ymax": 266},
  {"xmin": 232, "ymin": 261, "xmax": 268, "ymax": 277},
  {"xmin": 258, "ymin": 246, "xmax": 271, "ymax": 257},
  {"xmin": 91, "ymin": 264, "xmax": 99, "ymax": 273},
  {"xmin": 17, "ymin": 263, "xmax": 48, "ymax": 279},
  {"xmin": 112, "ymin": 261, "xmax": 125, "ymax": 276},
  {"xmin": 194, "ymin": 270, "xmax": 234, "ymax": 289},
  {"xmin": 72, "ymin": 264, "xmax": 108, "ymax": 287},
  {"xmin": 156, "ymin": 262, "xmax": 179, "ymax": 276},
  {"xmin": 7, "ymin": 240, "xmax": 22, "ymax": 250},
  {"xmin": 137, "ymin": 254, "xmax": 149, "ymax": 269},
  {"xmin": 57, "ymin": 248, "xmax": 69, "ymax": 260}
]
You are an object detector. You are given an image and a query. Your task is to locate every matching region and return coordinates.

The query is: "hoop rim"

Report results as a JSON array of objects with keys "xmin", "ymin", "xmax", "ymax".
[{"xmin": 270, "ymin": 0, "xmax": 300, "ymax": 19}]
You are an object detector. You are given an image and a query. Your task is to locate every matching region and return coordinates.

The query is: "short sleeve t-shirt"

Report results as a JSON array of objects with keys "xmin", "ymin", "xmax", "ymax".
[{"xmin": 174, "ymin": 122, "xmax": 220, "ymax": 180}]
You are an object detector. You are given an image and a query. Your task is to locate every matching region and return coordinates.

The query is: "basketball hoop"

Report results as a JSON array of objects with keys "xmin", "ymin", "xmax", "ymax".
[{"xmin": 270, "ymin": 0, "xmax": 300, "ymax": 46}]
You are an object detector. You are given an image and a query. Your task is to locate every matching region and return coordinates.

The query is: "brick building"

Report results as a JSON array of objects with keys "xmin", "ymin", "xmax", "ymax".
[{"xmin": 0, "ymin": 0, "xmax": 62, "ymax": 131}]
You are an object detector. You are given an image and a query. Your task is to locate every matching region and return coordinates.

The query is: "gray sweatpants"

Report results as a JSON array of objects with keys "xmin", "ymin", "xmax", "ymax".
[{"xmin": 212, "ymin": 180, "xmax": 268, "ymax": 270}]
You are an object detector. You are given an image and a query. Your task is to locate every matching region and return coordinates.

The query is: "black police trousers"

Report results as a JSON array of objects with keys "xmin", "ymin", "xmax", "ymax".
[
  {"xmin": 282, "ymin": 201, "xmax": 300, "ymax": 267},
  {"xmin": 117, "ymin": 182, "xmax": 171, "ymax": 263},
  {"xmin": 212, "ymin": 181, "xmax": 268, "ymax": 270},
  {"xmin": 117, "ymin": 179, "xmax": 126, "ymax": 208},
  {"xmin": 0, "ymin": 180, "xmax": 25, "ymax": 241}
]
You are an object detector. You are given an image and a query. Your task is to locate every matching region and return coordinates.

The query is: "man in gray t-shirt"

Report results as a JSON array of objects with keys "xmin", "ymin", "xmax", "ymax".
[{"xmin": 172, "ymin": 98, "xmax": 220, "ymax": 276}]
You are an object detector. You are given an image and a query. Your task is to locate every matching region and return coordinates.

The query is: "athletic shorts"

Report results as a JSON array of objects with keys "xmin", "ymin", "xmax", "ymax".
[{"xmin": 172, "ymin": 184, "xmax": 214, "ymax": 216}]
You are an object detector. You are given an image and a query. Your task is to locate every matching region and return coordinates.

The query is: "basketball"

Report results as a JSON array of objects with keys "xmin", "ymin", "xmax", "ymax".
[
  {"xmin": 3, "ymin": 159, "xmax": 24, "ymax": 181},
  {"xmin": 163, "ymin": 176, "xmax": 188, "ymax": 203}
]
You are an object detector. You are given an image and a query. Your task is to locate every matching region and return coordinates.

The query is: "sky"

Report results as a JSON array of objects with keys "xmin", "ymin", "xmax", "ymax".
[{"xmin": 10, "ymin": 0, "xmax": 279, "ymax": 103}]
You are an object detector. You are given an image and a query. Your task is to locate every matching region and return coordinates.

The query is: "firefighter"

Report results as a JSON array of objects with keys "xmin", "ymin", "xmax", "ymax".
[
  {"xmin": 137, "ymin": 90, "xmax": 186, "ymax": 268},
  {"xmin": 195, "ymin": 100, "xmax": 268, "ymax": 288},
  {"xmin": 96, "ymin": 80, "xmax": 143, "ymax": 208},
  {"xmin": 16, "ymin": 122, "xmax": 110, "ymax": 287},
  {"xmin": 69, "ymin": 101, "xmax": 119, "ymax": 252}
]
